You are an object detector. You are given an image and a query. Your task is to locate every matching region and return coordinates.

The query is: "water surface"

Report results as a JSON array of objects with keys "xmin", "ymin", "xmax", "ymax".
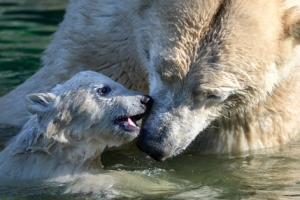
[
  {"xmin": 0, "ymin": 1, "xmax": 300, "ymax": 199},
  {"xmin": 0, "ymin": 0, "xmax": 66, "ymax": 96}
]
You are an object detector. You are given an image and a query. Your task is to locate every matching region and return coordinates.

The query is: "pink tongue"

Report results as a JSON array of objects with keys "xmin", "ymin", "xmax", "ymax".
[{"xmin": 125, "ymin": 117, "xmax": 136, "ymax": 127}]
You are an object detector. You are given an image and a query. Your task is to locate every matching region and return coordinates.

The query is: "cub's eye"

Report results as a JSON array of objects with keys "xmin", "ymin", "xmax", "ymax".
[{"xmin": 97, "ymin": 86, "xmax": 111, "ymax": 95}]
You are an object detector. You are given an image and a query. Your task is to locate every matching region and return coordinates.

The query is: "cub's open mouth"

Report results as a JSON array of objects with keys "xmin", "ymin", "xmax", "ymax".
[{"xmin": 114, "ymin": 114, "xmax": 144, "ymax": 132}]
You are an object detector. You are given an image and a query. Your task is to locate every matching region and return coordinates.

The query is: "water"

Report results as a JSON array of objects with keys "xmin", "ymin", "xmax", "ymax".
[
  {"xmin": 0, "ymin": 1, "xmax": 300, "ymax": 199},
  {"xmin": 0, "ymin": 0, "xmax": 66, "ymax": 96}
]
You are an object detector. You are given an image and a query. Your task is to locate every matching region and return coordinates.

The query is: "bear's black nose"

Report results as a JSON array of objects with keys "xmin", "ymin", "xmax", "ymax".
[{"xmin": 141, "ymin": 95, "xmax": 153, "ymax": 108}]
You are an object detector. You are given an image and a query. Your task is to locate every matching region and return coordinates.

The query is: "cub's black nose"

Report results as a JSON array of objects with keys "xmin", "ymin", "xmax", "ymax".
[{"xmin": 141, "ymin": 95, "xmax": 153, "ymax": 108}]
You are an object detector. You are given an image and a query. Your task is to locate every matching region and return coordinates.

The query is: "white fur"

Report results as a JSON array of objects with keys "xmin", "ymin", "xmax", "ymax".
[
  {"xmin": 0, "ymin": 71, "xmax": 148, "ymax": 180},
  {"xmin": 0, "ymin": 0, "xmax": 300, "ymax": 160}
]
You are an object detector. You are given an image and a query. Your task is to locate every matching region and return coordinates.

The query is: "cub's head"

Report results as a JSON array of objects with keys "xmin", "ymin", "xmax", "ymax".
[{"xmin": 25, "ymin": 71, "xmax": 152, "ymax": 147}]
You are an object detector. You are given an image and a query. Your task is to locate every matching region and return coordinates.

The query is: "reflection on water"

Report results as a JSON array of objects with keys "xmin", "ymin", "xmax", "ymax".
[
  {"xmin": 0, "ymin": 1, "xmax": 300, "ymax": 199},
  {"xmin": 0, "ymin": 143, "xmax": 300, "ymax": 199}
]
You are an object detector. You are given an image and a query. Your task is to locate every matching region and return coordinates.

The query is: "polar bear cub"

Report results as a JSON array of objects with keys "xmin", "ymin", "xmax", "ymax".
[{"xmin": 0, "ymin": 71, "xmax": 152, "ymax": 180}]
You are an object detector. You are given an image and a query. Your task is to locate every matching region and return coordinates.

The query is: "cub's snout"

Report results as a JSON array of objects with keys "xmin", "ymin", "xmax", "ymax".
[
  {"xmin": 114, "ymin": 94, "xmax": 153, "ymax": 133},
  {"xmin": 140, "ymin": 95, "xmax": 153, "ymax": 113}
]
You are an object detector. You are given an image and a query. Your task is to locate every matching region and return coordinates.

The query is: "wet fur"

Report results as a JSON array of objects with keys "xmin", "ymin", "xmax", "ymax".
[
  {"xmin": 0, "ymin": 71, "xmax": 147, "ymax": 179},
  {"xmin": 0, "ymin": 0, "xmax": 300, "ymax": 158}
]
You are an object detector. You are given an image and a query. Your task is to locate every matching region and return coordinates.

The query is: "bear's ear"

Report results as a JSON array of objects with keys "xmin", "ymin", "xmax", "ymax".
[
  {"xmin": 25, "ymin": 93, "xmax": 56, "ymax": 115},
  {"xmin": 284, "ymin": 2, "xmax": 300, "ymax": 42}
]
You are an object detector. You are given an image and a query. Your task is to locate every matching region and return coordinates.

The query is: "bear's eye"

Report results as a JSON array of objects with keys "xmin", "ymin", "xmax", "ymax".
[
  {"xmin": 97, "ymin": 86, "xmax": 111, "ymax": 95},
  {"xmin": 206, "ymin": 94, "xmax": 220, "ymax": 100}
]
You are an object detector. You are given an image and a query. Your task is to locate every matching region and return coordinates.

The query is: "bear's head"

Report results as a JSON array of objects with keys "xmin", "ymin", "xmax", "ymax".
[
  {"xmin": 25, "ymin": 71, "xmax": 152, "ymax": 148},
  {"xmin": 136, "ymin": 0, "xmax": 300, "ymax": 161}
]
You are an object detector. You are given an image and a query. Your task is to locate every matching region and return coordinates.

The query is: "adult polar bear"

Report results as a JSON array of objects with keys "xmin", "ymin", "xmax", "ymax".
[{"xmin": 1, "ymin": 0, "xmax": 300, "ymax": 161}]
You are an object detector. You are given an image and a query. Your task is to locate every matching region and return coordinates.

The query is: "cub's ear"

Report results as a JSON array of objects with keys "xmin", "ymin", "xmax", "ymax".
[
  {"xmin": 284, "ymin": 3, "xmax": 300, "ymax": 41},
  {"xmin": 25, "ymin": 93, "xmax": 56, "ymax": 115}
]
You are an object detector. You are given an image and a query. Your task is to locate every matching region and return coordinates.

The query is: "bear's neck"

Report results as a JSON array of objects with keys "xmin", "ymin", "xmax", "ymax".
[
  {"xmin": 0, "ymin": 120, "xmax": 105, "ymax": 179},
  {"xmin": 30, "ymin": 135, "xmax": 105, "ymax": 170},
  {"xmin": 191, "ymin": 66, "xmax": 300, "ymax": 154}
]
